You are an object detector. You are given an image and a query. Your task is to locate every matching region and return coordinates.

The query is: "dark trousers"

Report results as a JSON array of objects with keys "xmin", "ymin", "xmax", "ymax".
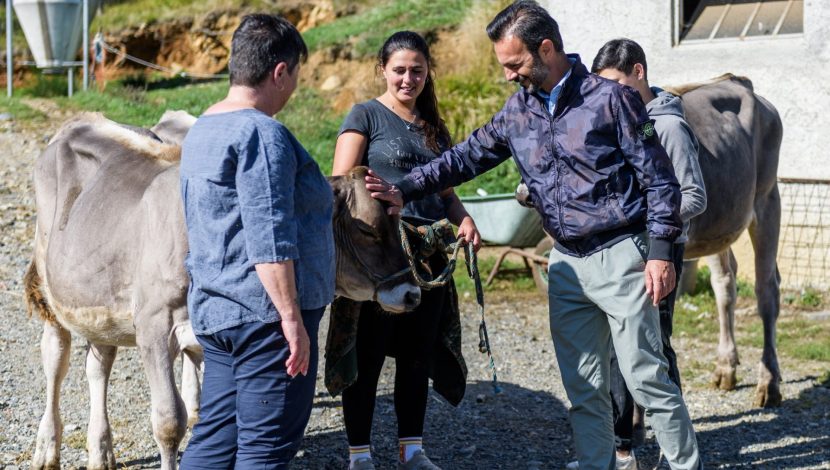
[
  {"xmin": 610, "ymin": 244, "xmax": 685, "ymax": 451},
  {"xmin": 342, "ymin": 257, "xmax": 450, "ymax": 446},
  {"xmin": 180, "ymin": 308, "xmax": 325, "ymax": 469}
]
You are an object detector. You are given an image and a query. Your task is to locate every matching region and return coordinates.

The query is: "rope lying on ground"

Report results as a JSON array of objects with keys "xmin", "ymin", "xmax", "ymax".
[{"xmin": 400, "ymin": 219, "xmax": 502, "ymax": 394}]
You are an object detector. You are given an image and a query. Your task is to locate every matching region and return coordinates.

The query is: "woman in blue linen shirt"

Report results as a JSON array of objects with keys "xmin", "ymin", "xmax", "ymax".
[{"xmin": 178, "ymin": 14, "xmax": 334, "ymax": 469}]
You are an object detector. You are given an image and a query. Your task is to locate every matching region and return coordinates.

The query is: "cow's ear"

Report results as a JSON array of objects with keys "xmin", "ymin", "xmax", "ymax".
[
  {"xmin": 329, "ymin": 175, "xmax": 344, "ymax": 197},
  {"xmin": 329, "ymin": 175, "xmax": 352, "ymax": 208}
]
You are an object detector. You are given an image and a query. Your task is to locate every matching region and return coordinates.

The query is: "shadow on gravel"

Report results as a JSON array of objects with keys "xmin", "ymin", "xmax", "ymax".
[
  {"xmin": 692, "ymin": 377, "xmax": 830, "ymax": 468},
  {"xmin": 293, "ymin": 380, "xmax": 572, "ymax": 470},
  {"xmin": 120, "ymin": 454, "xmax": 163, "ymax": 469}
]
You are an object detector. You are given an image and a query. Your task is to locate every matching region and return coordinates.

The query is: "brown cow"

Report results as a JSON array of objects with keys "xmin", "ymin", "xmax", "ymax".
[
  {"xmin": 667, "ymin": 74, "xmax": 784, "ymax": 407},
  {"xmin": 24, "ymin": 113, "xmax": 419, "ymax": 469}
]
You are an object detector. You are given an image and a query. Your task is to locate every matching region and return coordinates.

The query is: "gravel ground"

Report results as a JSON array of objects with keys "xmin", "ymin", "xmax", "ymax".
[{"xmin": 1, "ymin": 119, "xmax": 829, "ymax": 469}]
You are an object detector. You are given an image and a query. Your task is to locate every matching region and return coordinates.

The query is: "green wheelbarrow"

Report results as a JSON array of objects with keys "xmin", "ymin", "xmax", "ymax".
[{"xmin": 460, "ymin": 193, "xmax": 553, "ymax": 294}]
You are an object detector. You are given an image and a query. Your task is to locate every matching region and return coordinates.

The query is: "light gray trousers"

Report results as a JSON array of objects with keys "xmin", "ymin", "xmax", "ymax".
[{"xmin": 548, "ymin": 233, "xmax": 701, "ymax": 470}]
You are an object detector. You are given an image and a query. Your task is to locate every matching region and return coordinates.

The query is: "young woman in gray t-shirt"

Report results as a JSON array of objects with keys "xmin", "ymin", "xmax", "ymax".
[{"xmin": 330, "ymin": 31, "xmax": 480, "ymax": 470}]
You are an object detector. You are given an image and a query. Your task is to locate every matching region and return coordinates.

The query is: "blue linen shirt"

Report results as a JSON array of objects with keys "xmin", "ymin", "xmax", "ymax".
[{"xmin": 180, "ymin": 109, "xmax": 335, "ymax": 335}]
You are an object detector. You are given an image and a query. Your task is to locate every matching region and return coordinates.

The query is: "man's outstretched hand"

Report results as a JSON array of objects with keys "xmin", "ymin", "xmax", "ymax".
[{"xmin": 365, "ymin": 169, "xmax": 404, "ymax": 215}]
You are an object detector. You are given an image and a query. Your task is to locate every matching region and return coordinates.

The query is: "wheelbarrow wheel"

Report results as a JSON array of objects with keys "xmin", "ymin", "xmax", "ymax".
[{"xmin": 532, "ymin": 236, "xmax": 553, "ymax": 295}]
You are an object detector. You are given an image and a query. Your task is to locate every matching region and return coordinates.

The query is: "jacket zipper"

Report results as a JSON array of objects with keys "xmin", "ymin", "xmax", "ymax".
[{"xmin": 550, "ymin": 113, "xmax": 566, "ymax": 243}]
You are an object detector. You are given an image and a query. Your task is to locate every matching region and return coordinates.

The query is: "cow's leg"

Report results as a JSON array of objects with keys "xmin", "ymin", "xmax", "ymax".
[
  {"xmin": 181, "ymin": 349, "xmax": 203, "ymax": 427},
  {"xmin": 749, "ymin": 188, "xmax": 782, "ymax": 407},
  {"xmin": 708, "ymin": 249, "xmax": 740, "ymax": 391},
  {"xmin": 86, "ymin": 343, "xmax": 118, "ymax": 469},
  {"xmin": 137, "ymin": 317, "xmax": 187, "ymax": 470},
  {"xmin": 32, "ymin": 321, "xmax": 71, "ymax": 470}
]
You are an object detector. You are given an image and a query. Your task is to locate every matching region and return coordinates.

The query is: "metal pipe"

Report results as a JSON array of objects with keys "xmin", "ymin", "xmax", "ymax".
[
  {"xmin": 6, "ymin": 0, "xmax": 12, "ymax": 97},
  {"xmin": 67, "ymin": 66, "xmax": 73, "ymax": 96},
  {"xmin": 82, "ymin": 0, "xmax": 88, "ymax": 91},
  {"xmin": 779, "ymin": 177, "xmax": 830, "ymax": 185}
]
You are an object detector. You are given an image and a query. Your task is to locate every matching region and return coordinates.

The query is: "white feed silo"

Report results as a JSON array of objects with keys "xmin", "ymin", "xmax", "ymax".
[{"xmin": 12, "ymin": 0, "xmax": 100, "ymax": 67}]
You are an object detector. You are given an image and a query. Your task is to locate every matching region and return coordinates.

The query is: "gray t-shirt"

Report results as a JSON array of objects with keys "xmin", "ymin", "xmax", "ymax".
[{"xmin": 340, "ymin": 99, "xmax": 447, "ymax": 223}]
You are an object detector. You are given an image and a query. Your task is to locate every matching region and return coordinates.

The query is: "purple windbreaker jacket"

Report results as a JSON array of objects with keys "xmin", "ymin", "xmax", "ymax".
[{"xmin": 397, "ymin": 54, "xmax": 681, "ymax": 260}]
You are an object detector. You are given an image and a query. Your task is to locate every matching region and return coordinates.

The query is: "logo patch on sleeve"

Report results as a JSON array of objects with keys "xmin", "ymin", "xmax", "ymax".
[{"xmin": 636, "ymin": 120, "xmax": 656, "ymax": 140}]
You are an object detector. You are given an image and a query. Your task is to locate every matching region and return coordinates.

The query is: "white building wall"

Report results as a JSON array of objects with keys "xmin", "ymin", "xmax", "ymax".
[{"xmin": 546, "ymin": 0, "xmax": 830, "ymax": 180}]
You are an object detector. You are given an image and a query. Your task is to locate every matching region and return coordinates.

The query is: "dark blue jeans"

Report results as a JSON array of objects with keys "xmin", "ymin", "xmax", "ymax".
[
  {"xmin": 610, "ymin": 244, "xmax": 684, "ymax": 451},
  {"xmin": 180, "ymin": 307, "xmax": 325, "ymax": 469}
]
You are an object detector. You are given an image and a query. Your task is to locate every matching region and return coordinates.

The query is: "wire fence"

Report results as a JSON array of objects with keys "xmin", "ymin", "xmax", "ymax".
[{"xmin": 778, "ymin": 178, "xmax": 830, "ymax": 290}]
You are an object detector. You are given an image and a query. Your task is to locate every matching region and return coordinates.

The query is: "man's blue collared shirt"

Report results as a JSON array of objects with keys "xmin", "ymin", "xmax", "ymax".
[
  {"xmin": 180, "ymin": 109, "xmax": 335, "ymax": 335},
  {"xmin": 536, "ymin": 57, "xmax": 576, "ymax": 115}
]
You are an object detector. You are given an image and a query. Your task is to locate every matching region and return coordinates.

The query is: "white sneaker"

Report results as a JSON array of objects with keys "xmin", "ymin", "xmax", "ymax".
[
  {"xmin": 350, "ymin": 457, "xmax": 377, "ymax": 470},
  {"xmin": 564, "ymin": 451, "xmax": 637, "ymax": 470},
  {"xmin": 616, "ymin": 451, "xmax": 638, "ymax": 470}
]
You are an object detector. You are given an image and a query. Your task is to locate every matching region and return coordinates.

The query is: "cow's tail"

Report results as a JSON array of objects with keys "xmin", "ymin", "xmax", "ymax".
[{"xmin": 24, "ymin": 259, "xmax": 55, "ymax": 323}]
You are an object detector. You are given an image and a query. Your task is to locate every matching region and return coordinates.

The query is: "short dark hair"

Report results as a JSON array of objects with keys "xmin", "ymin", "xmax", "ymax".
[
  {"xmin": 229, "ymin": 14, "xmax": 308, "ymax": 87},
  {"xmin": 591, "ymin": 38, "xmax": 648, "ymax": 79},
  {"xmin": 486, "ymin": 0, "xmax": 563, "ymax": 55}
]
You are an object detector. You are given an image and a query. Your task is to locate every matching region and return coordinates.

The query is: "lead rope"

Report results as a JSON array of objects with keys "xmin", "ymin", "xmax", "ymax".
[
  {"xmin": 399, "ymin": 219, "xmax": 501, "ymax": 394},
  {"xmin": 398, "ymin": 219, "xmax": 463, "ymax": 290},
  {"xmin": 464, "ymin": 243, "xmax": 502, "ymax": 395}
]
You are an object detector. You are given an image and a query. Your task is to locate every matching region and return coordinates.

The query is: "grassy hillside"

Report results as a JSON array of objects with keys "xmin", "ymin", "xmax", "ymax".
[
  {"xmin": 1, "ymin": 0, "xmax": 519, "ymax": 195},
  {"xmin": 303, "ymin": 0, "xmax": 472, "ymax": 57}
]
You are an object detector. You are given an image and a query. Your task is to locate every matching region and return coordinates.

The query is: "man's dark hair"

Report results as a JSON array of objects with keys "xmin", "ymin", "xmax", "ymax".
[
  {"xmin": 591, "ymin": 38, "xmax": 648, "ymax": 79},
  {"xmin": 229, "ymin": 14, "xmax": 308, "ymax": 87},
  {"xmin": 486, "ymin": 0, "xmax": 563, "ymax": 55}
]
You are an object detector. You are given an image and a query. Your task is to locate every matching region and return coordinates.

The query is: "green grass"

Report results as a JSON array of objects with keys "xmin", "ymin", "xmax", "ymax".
[
  {"xmin": 279, "ymin": 86, "xmax": 346, "ymax": 173},
  {"xmin": 92, "ymin": 0, "xmax": 275, "ymax": 31},
  {"xmin": 50, "ymin": 77, "xmax": 226, "ymax": 127},
  {"xmin": 452, "ymin": 255, "xmax": 538, "ymax": 295},
  {"xmin": 92, "ymin": 0, "xmax": 473, "ymax": 58},
  {"xmin": 437, "ymin": 73, "xmax": 520, "ymax": 196},
  {"xmin": 303, "ymin": 0, "xmax": 473, "ymax": 57},
  {"xmin": 674, "ymin": 291, "xmax": 721, "ymax": 338},
  {"xmin": 784, "ymin": 286, "xmax": 824, "ymax": 308},
  {"xmin": 739, "ymin": 316, "xmax": 830, "ymax": 362},
  {"xmin": 673, "ymin": 264, "xmax": 830, "ymax": 363},
  {"xmin": 0, "ymin": 10, "xmax": 30, "ymax": 49},
  {"xmin": 0, "ymin": 98, "xmax": 47, "ymax": 122}
]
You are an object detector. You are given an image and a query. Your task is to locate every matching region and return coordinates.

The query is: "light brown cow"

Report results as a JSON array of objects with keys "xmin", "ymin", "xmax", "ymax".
[{"xmin": 24, "ymin": 113, "xmax": 419, "ymax": 469}]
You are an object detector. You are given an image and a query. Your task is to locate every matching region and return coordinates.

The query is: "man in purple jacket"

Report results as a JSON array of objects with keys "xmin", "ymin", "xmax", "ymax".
[{"xmin": 369, "ymin": 1, "xmax": 702, "ymax": 469}]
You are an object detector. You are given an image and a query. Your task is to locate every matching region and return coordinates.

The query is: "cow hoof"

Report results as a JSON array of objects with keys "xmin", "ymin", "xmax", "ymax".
[
  {"xmin": 754, "ymin": 381, "xmax": 782, "ymax": 408},
  {"xmin": 30, "ymin": 463, "xmax": 61, "ymax": 470},
  {"xmin": 86, "ymin": 463, "xmax": 117, "ymax": 470},
  {"xmin": 30, "ymin": 456, "xmax": 60, "ymax": 470},
  {"xmin": 711, "ymin": 366, "xmax": 737, "ymax": 391},
  {"xmin": 32, "ymin": 433, "xmax": 61, "ymax": 470},
  {"xmin": 754, "ymin": 365, "xmax": 783, "ymax": 407},
  {"xmin": 87, "ymin": 451, "xmax": 117, "ymax": 470}
]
